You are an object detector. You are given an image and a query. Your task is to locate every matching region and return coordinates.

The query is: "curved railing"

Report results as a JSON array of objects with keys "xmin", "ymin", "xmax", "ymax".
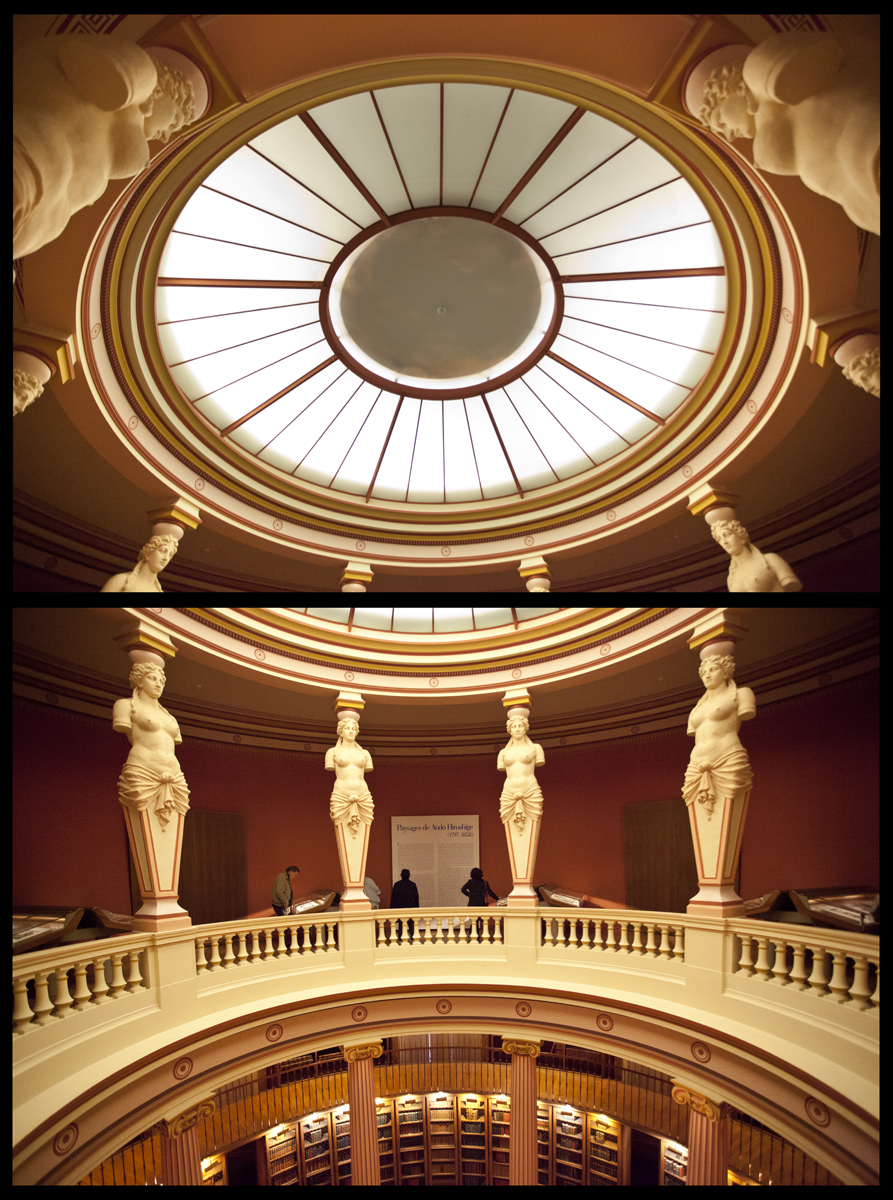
[{"xmin": 13, "ymin": 908, "xmax": 879, "ymax": 1184}]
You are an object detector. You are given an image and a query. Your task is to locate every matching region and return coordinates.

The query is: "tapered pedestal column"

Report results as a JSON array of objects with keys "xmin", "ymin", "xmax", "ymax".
[
  {"xmin": 334, "ymin": 817, "xmax": 372, "ymax": 910},
  {"xmin": 123, "ymin": 803, "xmax": 191, "ymax": 932},
  {"xmin": 504, "ymin": 815, "xmax": 541, "ymax": 907},
  {"xmin": 343, "ymin": 1042, "xmax": 383, "ymax": 1185},
  {"xmin": 685, "ymin": 787, "xmax": 751, "ymax": 918},
  {"xmin": 671, "ymin": 1083, "xmax": 731, "ymax": 1185},
  {"xmin": 503, "ymin": 1038, "xmax": 540, "ymax": 1185}
]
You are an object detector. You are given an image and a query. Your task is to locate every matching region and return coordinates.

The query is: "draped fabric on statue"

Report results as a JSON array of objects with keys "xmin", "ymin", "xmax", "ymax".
[
  {"xmin": 682, "ymin": 750, "xmax": 752, "ymax": 816},
  {"xmin": 118, "ymin": 763, "xmax": 190, "ymax": 829}
]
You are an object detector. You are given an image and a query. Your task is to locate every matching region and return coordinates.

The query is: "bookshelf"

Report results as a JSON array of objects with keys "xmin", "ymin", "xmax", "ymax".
[
  {"xmin": 428, "ymin": 1093, "xmax": 458, "ymax": 1185},
  {"xmin": 377, "ymin": 1097, "xmax": 396, "ymax": 1184},
  {"xmin": 265, "ymin": 1124, "xmax": 299, "ymax": 1187},
  {"xmin": 396, "ymin": 1095, "xmax": 426, "ymax": 1185},
  {"xmin": 300, "ymin": 1112, "xmax": 332, "ymax": 1185},
  {"xmin": 459, "ymin": 1094, "xmax": 488, "ymax": 1185},
  {"xmin": 488, "ymin": 1094, "xmax": 511, "ymax": 1185},
  {"xmin": 589, "ymin": 1114, "xmax": 622, "ymax": 1185},
  {"xmin": 662, "ymin": 1137, "xmax": 688, "ymax": 1186}
]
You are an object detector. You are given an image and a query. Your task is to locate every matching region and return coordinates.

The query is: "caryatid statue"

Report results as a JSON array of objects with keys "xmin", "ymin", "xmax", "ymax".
[
  {"xmin": 14, "ymin": 34, "xmax": 197, "ymax": 263},
  {"xmin": 113, "ymin": 660, "xmax": 191, "ymax": 930},
  {"xmin": 497, "ymin": 710, "xmax": 544, "ymax": 907},
  {"xmin": 326, "ymin": 713, "xmax": 374, "ymax": 910},
  {"xmin": 693, "ymin": 31, "xmax": 879, "ymax": 235},
  {"xmin": 101, "ymin": 534, "xmax": 178, "ymax": 592},
  {"xmin": 682, "ymin": 653, "xmax": 755, "ymax": 916},
  {"xmin": 711, "ymin": 520, "xmax": 801, "ymax": 593}
]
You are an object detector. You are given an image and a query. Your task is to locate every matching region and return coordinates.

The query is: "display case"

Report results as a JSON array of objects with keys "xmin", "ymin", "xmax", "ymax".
[
  {"xmin": 661, "ymin": 1138, "xmax": 688, "ymax": 1186},
  {"xmin": 588, "ymin": 1114, "xmax": 622, "ymax": 1185},
  {"xmin": 459, "ymin": 1094, "xmax": 488, "ymax": 1185},
  {"xmin": 428, "ymin": 1093, "xmax": 458, "ymax": 1185},
  {"xmin": 397, "ymin": 1095, "xmax": 426, "ymax": 1185},
  {"xmin": 265, "ymin": 1124, "xmax": 299, "ymax": 1187}
]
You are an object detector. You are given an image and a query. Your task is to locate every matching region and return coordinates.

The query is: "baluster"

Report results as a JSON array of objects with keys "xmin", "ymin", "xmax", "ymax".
[
  {"xmin": 71, "ymin": 960, "xmax": 92, "ymax": 1008},
  {"xmin": 737, "ymin": 934, "xmax": 756, "ymax": 977},
  {"xmin": 769, "ymin": 940, "xmax": 791, "ymax": 986},
  {"xmin": 12, "ymin": 976, "xmax": 35, "ymax": 1034},
  {"xmin": 218, "ymin": 933, "xmax": 234, "ymax": 969},
  {"xmin": 51, "ymin": 965, "xmax": 75, "ymax": 1016},
  {"xmin": 245, "ymin": 929, "xmax": 258, "ymax": 963},
  {"xmin": 232, "ymin": 932, "xmax": 246, "ymax": 966},
  {"xmin": 651, "ymin": 926, "xmax": 663, "ymax": 959},
  {"xmin": 605, "ymin": 921, "xmax": 618, "ymax": 953},
  {"xmin": 675, "ymin": 926, "xmax": 685, "ymax": 961},
  {"xmin": 206, "ymin": 937, "xmax": 223, "ymax": 972},
  {"xmin": 91, "ymin": 956, "xmax": 111, "ymax": 1003},
  {"xmin": 108, "ymin": 952, "xmax": 128, "ymax": 997},
  {"xmin": 806, "ymin": 945, "xmax": 830, "ymax": 996},
  {"xmin": 753, "ymin": 936, "xmax": 773, "ymax": 981},
  {"xmin": 826, "ymin": 949, "xmax": 851, "ymax": 1004},
  {"xmin": 126, "ymin": 949, "xmax": 144, "ymax": 992},
  {"xmin": 618, "ymin": 922, "xmax": 631, "ymax": 954},
  {"xmin": 195, "ymin": 939, "xmax": 208, "ymax": 973},
  {"xmin": 631, "ymin": 923, "xmax": 644, "ymax": 955},
  {"xmin": 31, "ymin": 970, "xmax": 56, "ymax": 1024},
  {"xmin": 788, "ymin": 941, "xmax": 810, "ymax": 991},
  {"xmin": 849, "ymin": 955, "xmax": 874, "ymax": 1011}
]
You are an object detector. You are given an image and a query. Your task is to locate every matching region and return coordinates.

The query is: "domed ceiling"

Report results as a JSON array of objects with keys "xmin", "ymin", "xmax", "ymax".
[
  {"xmin": 79, "ymin": 55, "xmax": 804, "ymax": 574},
  {"xmin": 155, "ymin": 83, "xmax": 725, "ymax": 504}
]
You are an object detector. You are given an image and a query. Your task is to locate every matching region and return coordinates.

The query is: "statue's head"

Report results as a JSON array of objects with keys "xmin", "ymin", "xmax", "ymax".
[
  {"xmin": 698, "ymin": 654, "xmax": 736, "ymax": 686},
  {"xmin": 138, "ymin": 534, "xmax": 178, "ymax": 573},
  {"xmin": 336, "ymin": 717, "xmax": 360, "ymax": 742},
  {"xmin": 699, "ymin": 64, "xmax": 757, "ymax": 142},
  {"xmin": 710, "ymin": 519, "xmax": 750, "ymax": 558},
  {"xmin": 129, "ymin": 660, "xmax": 166, "ymax": 695},
  {"xmin": 142, "ymin": 57, "xmax": 196, "ymax": 144},
  {"xmin": 506, "ymin": 713, "xmax": 530, "ymax": 738}
]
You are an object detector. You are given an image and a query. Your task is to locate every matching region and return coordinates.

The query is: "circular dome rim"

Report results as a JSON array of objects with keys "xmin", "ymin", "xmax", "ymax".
[{"xmin": 82, "ymin": 56, "xmax": 799, "ymax": 564}]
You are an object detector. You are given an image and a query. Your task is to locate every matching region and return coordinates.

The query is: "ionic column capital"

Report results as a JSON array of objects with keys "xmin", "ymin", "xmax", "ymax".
[
  {"xmin": 342, "ymin": 1041, "xmax": 383, "ymax": 1062},
  {"xmin": 670, "ymin": 1082, "xmax": 731, "ymax": 1121},
  {"xmin": 501, "ymin": 1038, "xmax": 541, "ymax": 1058},
  {"xmin": 158, "ymin": 1096, "xmax": 216, "ymax": 1138}
]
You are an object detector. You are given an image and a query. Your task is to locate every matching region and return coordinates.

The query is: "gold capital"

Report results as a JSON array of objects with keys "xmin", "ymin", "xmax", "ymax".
[
  {"xmin": 501, "ymin": 1038, "xmax": 540, "ymax": 1058},
  {"xmin": 343, "ymin": 1041, "xmax": 383, "ymax": 1062}
]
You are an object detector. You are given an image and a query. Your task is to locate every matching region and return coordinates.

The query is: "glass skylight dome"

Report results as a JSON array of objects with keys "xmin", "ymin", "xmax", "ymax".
[{"xmin": 157, "ymin": 83, "xmax": 726, "ymax": 505}]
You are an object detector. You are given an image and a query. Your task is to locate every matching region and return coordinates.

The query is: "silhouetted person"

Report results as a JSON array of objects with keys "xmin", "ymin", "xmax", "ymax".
[
  {"xmin": 461, "ymin": 867, "xmax": 498, "ymax": 907},
  {"xmin": 390, "ymin": 868, "xmax": 419, "ymax": 940}
]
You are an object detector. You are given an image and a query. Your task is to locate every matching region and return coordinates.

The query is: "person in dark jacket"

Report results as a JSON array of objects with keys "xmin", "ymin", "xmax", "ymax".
[
  {"xmin": 390, "ymin": 868, "xmax": 419, "ymax": 941},
  {"xmin": 272, "ymin": 865, "xmax": 299, "ymax": 916},
  {"xmin": 461, "ymin": 867, "xmax": 499, "ymax": 906},
  {"xmin": 390, "ymin": 868, "xmax": 420, "ymax": 908}
]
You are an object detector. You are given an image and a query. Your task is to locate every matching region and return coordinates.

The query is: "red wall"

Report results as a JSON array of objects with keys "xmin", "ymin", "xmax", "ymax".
[{"xmin": 13, "ymin": 674, "xmax": 878, "ymax": 915}]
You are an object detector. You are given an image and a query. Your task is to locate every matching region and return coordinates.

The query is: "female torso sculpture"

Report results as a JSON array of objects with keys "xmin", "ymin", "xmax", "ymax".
[
  {"xmin": 497, "ymin": 715, "xmax": 545, "ymax": 832},
  {"xmin": 113, "ymin": 662, "xmax": 189, "ymax": 828},
  {"xmin": 325, "ymin": 718, "xmax": 374, "ymax": 837},
  {"xmin": 684, "ymin": 656, "xmax": 755, "ymax": 819}
]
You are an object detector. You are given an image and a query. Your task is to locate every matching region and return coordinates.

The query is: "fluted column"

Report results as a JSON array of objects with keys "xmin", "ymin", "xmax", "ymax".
[
  {"xmin": 158, "ymin": 1098, "xmax": 216, "ymax": 1185},
  {"xmin": 671, "ymin": 1083, "xmax": 731, "ymax": 1185},
  {"xmin": 503, "ymin": 1037, "xmax": 540, "ymax": 1185},
  {"xmin": 342, "ymin": 1042, "xmax": 382, "ymax": 1185}
]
